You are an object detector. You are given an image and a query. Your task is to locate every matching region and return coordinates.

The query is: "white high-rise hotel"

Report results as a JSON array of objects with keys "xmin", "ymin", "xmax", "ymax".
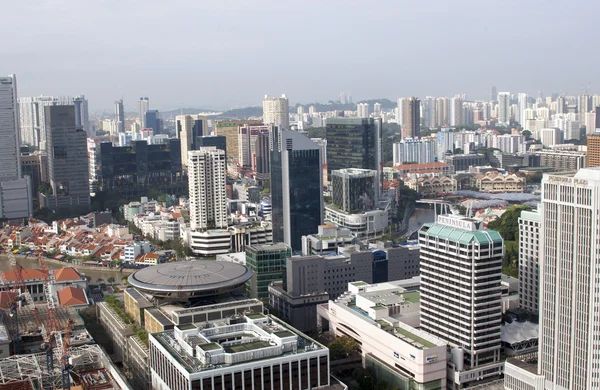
[
  {"xmin": 188, "ymin": 147, "xmax": 227, "ymax": 231},
  {"xmin": 505, "ymin": 168, "xmax": 600, "ymax": 390},
  {"xmin": 262, "ymin": 94, "xmax": 289, "ymax": 130}
]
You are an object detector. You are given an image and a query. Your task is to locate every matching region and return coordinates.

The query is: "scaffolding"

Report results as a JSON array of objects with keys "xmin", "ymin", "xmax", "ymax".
[{"xmin": 0, "ymin": 345, "xmax": 131, "ymax": 389}]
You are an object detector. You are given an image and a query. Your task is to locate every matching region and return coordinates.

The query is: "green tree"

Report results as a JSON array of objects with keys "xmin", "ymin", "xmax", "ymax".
[
  {"xmin": 96, "ymin": 278, "xmax": 104, "ymax": 284},
  {"xmin": 328, "ymin": 336, "xmax": 359, "ymax": 359},
  {"xmin": 486, "ymin": 205, "xmax": 531, "ymax": 242},
  {"xmin": 522, "ymin": 130, "xmax": 532, "ymax": 139},
  {"xmin": 107, "ymin": 277, "xmax": 116, "ymax": 285}
]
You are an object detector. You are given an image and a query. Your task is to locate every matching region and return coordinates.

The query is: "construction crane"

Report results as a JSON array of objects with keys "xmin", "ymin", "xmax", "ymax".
[
  {"xmin": 59, "ymin": 320, "xmax": 74, "ymax": 390},
  {"xmin": 38, "ymin": 254, "xmax": 61, "ymax": 390}
]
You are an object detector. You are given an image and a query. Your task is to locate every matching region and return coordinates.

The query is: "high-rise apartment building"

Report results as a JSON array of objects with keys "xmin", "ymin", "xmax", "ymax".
[
  {"xmin": 262, "ymin": 94, "xmax": 289, "ymax": 129},
  {"xmin": 238, "ymin": 124, "xmax": 270, "ymax": 169},
  {"xmin": 188, "ymin": 147, "xmax": 227, "ymax": 231},
  {"xmin": 539, "ymin": 127, "xmax": 563, "ymax": 147},
  {"xmin": 517, "ymin": 93, "xmax": 528, "ymax": 125},
  {"xmin": 424, "ymin": 96, "xmax": 437, "ymax": 128},
  {"xmin": 270, "ymin": 129, "xmax": 322, "ymax": 251},
  {"xmin": 176, "ymin": 114, "xmax": 208, "ymax": 167},
  {"xmin": 0, "ymin": 75, "xmax": 33, "ymax": 219},
  {"xmin": 331, "ymin": 168, "xmax": 376, "ymax": 213},
  {"xmin": 396, "ymin": 98, "xmax": 405, "ymax": 125},
  {"xmin": 114, "ymin": 99, "xmax": 125, "ymax": 134},
  {"xmin": 254, "ymin": 132, "xmax": 270, "ymax": 177},
  {"xmin": 138, "ymin": 97, "xmax": 149, "ymax": 128},
  {"xmin": 357, "ymin": 102, "xmax": 370, "ymax": 118},
  {"xmin": 449, "ymin": 95, "xmax": 463, "ymax": 127},
  {"xmin": 537, "ymin": 169, "xmax": 600, "ymax": 389},
  {"xmin": 519, "ymin": 208, "xmax": 541, "ymax": 315},
  {"xmin": 587, "ymin": 132, "xmax": 600, "ymax": 167},
  {"xmin": 393, "ymin": 137, "xmax": 437, "ymax": 165},
  {"xmin": 497, "ymin": 92, "xmax": 511, "ymax": 126},
  {"xmin": 419, "ymin": 214, "xmax": 504, "ymax": 387},
  {"xmin": 402, "ymin": 97, "xmax": 421, "ymax": 138},
  {"xmin": 577, "ymin": 93, "xmax": 590, "ymax": 114},
  {"xmin": 436, "ymin": 97, "xmax": 449, "ymax": 127},
  {"xmin": 245, "ymin": 243, "xmax": 292, "ymax": 300},
  {"xmin": 490, "ymin": 86, "xmax": 497, "ymax": 102},
  {"xmin": 325, "ymin": 117, "xmax": 382, "ymax": 189},
  {"xmin": 18, "ymin": 95, "xmax": 89, "ymax": 147},
  {"xmin": 42, "ymin": 105, "xmax": 90, "ymax": 213}
]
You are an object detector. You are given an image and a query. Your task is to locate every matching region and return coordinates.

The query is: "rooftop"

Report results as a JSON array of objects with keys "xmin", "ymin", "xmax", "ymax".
[
  {"xmin": 420, "ymin": 222, "xmax": 503, "ymax": 246},
  {"xmin": 57, "ymin": 287, "xmax": 88, "ymax": 306},
  {"xmin": 127, "ymin": 260, "xmax": 252, "ymax": 294}
]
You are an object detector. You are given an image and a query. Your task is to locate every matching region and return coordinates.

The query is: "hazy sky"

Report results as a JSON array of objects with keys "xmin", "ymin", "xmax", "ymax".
[{"xmin": 3, "ymin": 0, "xmax": 599, "ymax": 112}]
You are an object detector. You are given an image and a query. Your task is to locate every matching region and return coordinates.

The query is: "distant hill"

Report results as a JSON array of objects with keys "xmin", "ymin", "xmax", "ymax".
[
  {"xmin": 161, "ymin": 108, "xmax": 219, "ymax": 118},
  {"xmin": 216, "ymin": 106, "xmax": 262, "ymax": 119}
]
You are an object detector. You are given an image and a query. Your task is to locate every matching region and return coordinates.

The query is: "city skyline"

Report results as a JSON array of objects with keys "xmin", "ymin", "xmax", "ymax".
[{"xmin": 3, "ymin": 1, "xmax": 600, "ymax": 111}]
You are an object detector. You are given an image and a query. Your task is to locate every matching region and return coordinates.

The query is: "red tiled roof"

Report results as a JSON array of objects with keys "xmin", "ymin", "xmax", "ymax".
[
  {"xmin": 394, "ymin": 162, "xmax": 451, "ymax": 170},
  {"xmin": 0, "ymin": 291, "xmax": 18, "ymax": 309},
  {"xmin": 2, "ymin": 269, "xmax": 45, "ymax": 282},
  {"xmin": 57, "ymin": 287, "xmax": 88, "ymax": 306},
  {"xmin": 54, "ymin": 268, "xmax": 81, "ymax": 282}
]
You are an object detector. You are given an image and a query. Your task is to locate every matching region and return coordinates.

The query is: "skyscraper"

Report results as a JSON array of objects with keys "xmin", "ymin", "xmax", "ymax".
[
  {"xmin": 325, "ymin": 117, "xmax": 382, "ymax": 189},
  {"xmin": 139, "ymin": 97, "xmax": 149, "ymax": 128},
  {"xmin": 419, "ymin": 214, "xmax": 504, "ymax": 387},
  {"xmin": 490, "ymin": 86, "xmax": 497, "ymax": 102},
  {"xmin": 497, "ymin": 92, "xmax": 511, "ymax": 126},
  {"xmin": 517, "ymin": 93, "xmax": 528, "ymax": 125},
  {"xmin": 0, "ymin": 75, "xmax": 33, "ymax": 219},
  {"xmin": 587, "ymin": 133, "xmax": 600, "ymax": 167},
  {"xmin": 245, "ymin": 243, "xmax": 292, "ymax": 300},
  {"xmin": 188, "ymin": 147, "xmax": 227, "ymax": 231},
  {"xmin": 270, "ymin": 129, "xmax": 322, "ymax": 251},
  {"xmin": 262, "ymin": 94, "xmax": 289, "ymax": 129},
  {"xmin": 538, "ymin": 169, "xmax": 600, "ymax": 389},
  {"xmin": 518, "ymin": 208, "xmax": 541, "ymax": 315},
  {"xmin": 176, "ymin": 114, "xmax": 208, "ymax": 166},
  {"xmin": 18, "ymin": 95, "xmax": 89, "ymax": 148},
  {"xmin": 238, "ymin": 124, "xmax": 270, "ymax": 169},
  {"xmin": 43, "ymin": 105, "xmax": 90, "ymax": 213},
  {"xmin": 402, "ymin": 97, "xmax": 421, "ymax": 138},
  {"xmin": 114, "ymin": 99, "xmax": 125, "ymax": 134},
  {"xmin": 356, "ymin": 103, "xmax": 370, "ymax": 118},
  {"xmin": 436, "ymin": 97, "xmax": 449, "ymax": 127},
  {"xmin": 449, "ymin": 95, "xmax": 463, "ymax": 127},
  {"xmin": 396, "ymin": 98, "xmax": 405, "ymax": 125},
  {"xmin": 424, "ymin": 96, "xmax": 437, "ymax": 128},
  {"xmin": 145, "ymin": 109, "xmax": 161, "ymax": 134}
]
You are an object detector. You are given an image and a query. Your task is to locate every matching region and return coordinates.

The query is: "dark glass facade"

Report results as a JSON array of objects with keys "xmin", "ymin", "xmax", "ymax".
[
  {"xmin": 145, "ymin": 110, "xmax": 161, "ymax": 134},
  {"xmin": 245, "ymin": 244, "xmax": 292, "ymax": 299},
  {"xmin": 270, "ymin": 130, "xmax": 322, "ymax": 252},
  {"xmin": 331, "ymin": 170, "xmax": 376, "ymax": 212},
  {"xmin": 98, "ymin": 139, "xmax": 184, "ymax": 194},
  {"xmin": 325, "ymin": 117, "xmax": 382, "ymax": 181},
  {"xmin": 196, "ymin": 135, "xmax": 227, "ymax": 162}
]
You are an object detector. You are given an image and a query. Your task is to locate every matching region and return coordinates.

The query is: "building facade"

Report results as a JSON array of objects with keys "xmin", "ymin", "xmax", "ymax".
[
  {"xmin": 330, "ymin": 168, "xmax": 376, "ymax": 213},
  {"xmin": 419, "ymin": 215, "xmax": 504, "ymax": 388},
  {"xmin": 270, "ymin": 129, "xmax": 323, "ymax": 251},
  {"xmin": 245, "ymin": 243, "xmax": 292, "ymax": 300},
  {"xmin": 41, "ymin": 105, "xmax": 90, "ymax": 214},
  {"xmin": 402, "ymin": 97, "xmax": 421, "ymax": 138},
  {"xmin": 262, "ymin": 94, "xmax": 289, "ymax": 130},
  {"xmin": 586, "ymin": 132, "xmax": 600, "ymax": 167},
  {"xmin": 188, "ymin": 147, "xmax": 227, "ymax": 230},
  {"xmin": 325, "ymin": 117, "xmax": 382, "ymax": 189},
  {"xmin": 214, "ymin": 120, "xmax": 263, "ymax": 162},
  {"xmin": 519, "ymin": 208, "xmax": 541, "ymax": 315},
  {"xmin": 393, "ymin": 137, "xmax": 437, "ymax": 165},
  {"xmin": 176, "ymin": 114, "xmax": 208, "ymax": 167}
]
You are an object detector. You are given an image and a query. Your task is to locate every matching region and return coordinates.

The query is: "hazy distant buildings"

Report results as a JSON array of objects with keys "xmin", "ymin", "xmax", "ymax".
[
  {"xmin": 402, "ymin": 97, "xmax": 421, "ymax": 138},
  {"xmin": 497, "ymin": 92, "xmax": 511, "ymax": 126},
  {"xmin": 393, "ymin": 137, "xmax": 437, "ymax": 165},
  {"xmin": 176, "ymin": 114, "xmax": 208, "ymax": 167},
  {"xmin": 214, "ymin": 120, "xmax": 262, "ymax": 162},
  {"xmin": 263, "ymin": 94, "xmax": 289, "ymax": 130},
  {"xmin": 270, "ymin": 129, "xmax": 322, "ymax": 251},
  {"xmin": 238, "ymin": 124, "xmax": 270, "ymax": 169},
  {"xmin": 18, "ymin": 95, "xmax": 89, "ymax": 148},
  {"xmin": 449, "ymin": 95, "xmax": 463, "ymax": 127},
  {"xmin": 357, "ymin": 102, "xmax": 370, "ymax": 118},
  {"xmin": 41, "ymin": 105, "xmax": 90, "ymax": 214},
  {"xmin": 114, "ymin": 99, "xmax": 125, "ymax": 134},
  {"xmin": 0, "ymin": 75, "xmax": 33, "ymax": 219},
  {"xmin": 587, "ymin": 133, "xmax": 600, "ymax": 167},
  {"xmin": 138, "ymin": 97, "xmax": 149, "ymax": 128},
  {"xmin": 145, "ymin": 109, "xmax": 161, "ymax": 134}
]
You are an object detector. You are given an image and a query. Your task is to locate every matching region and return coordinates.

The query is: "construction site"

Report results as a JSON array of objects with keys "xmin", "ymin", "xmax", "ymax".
[{"xmin": 0, "ymin": 344, "xmax": 131, "ymax": 390}]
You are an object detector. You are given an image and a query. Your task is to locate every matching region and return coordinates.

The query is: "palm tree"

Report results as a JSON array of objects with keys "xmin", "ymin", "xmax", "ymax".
[{"xmin": 96, "ymin": 278, "xmax": 104, "ymax": 284}]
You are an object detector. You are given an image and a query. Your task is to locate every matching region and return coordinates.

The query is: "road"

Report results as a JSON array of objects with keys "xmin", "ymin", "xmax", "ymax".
[{"xmin": 406, "ymin": 207, "xmax": 436, "ymax": 239}]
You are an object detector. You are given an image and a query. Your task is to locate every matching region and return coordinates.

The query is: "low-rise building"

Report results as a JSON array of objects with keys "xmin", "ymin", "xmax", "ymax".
[
  {"xmin": 473, "ymin": 171, "xmax": 526, "ymax": 193},
  {"xmin": 149, "ymin": 314, "xmax": 330, "ymax": 390},
  {"xmin": 324, "ymin": 206, "xmax": 389, "ymax": 238},
  {"xmin": 318, "ymin": 281, "xmax": 447, "ymax": 388},
  {"xmin": 393, "ymin": 162, "xmax": 454, "ymax": 176},
  {"xmin": 404, "ymin": 175, "xmax": 457, "ymax": 195},
  {"xmin": 301, "ymin": 224, "xmax": 357, "ymax": 255}
]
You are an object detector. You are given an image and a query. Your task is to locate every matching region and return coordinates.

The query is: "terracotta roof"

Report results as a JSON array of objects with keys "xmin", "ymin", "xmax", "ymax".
[
  {"xmin": 2, "ymin": 269, "xmax": 45, "ymax": 282},
  {"xmin": 394, "ymin": 162, "xmax": 451, "ymax": 170},
  {"xmin": 54, "ymin": 268, "xmax": 81, "ymax": 282},
  {"xmin": 0, "ymin": 291, "xmax": 18, "ymax": 309},
  {"xmin": 57, "ymin": 287, "xmax": 88, "ymax": 306}
]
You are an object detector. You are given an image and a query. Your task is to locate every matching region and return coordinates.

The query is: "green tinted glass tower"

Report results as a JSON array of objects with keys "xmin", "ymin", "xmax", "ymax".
[{"xmin": 245, "ymin": 243, "xmax": 292, "ymax": 300}]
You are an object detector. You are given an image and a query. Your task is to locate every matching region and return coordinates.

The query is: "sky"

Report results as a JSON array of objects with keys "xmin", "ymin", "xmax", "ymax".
[{"xmin": 2, "ymin": 0, "xmax": 600, "ymax": 112}]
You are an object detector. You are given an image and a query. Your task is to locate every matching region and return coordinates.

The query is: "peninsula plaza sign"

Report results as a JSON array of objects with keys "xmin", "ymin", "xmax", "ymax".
[{"xmin": 437, "ymin": 215, "xmax": 481, "ymax": 231}]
